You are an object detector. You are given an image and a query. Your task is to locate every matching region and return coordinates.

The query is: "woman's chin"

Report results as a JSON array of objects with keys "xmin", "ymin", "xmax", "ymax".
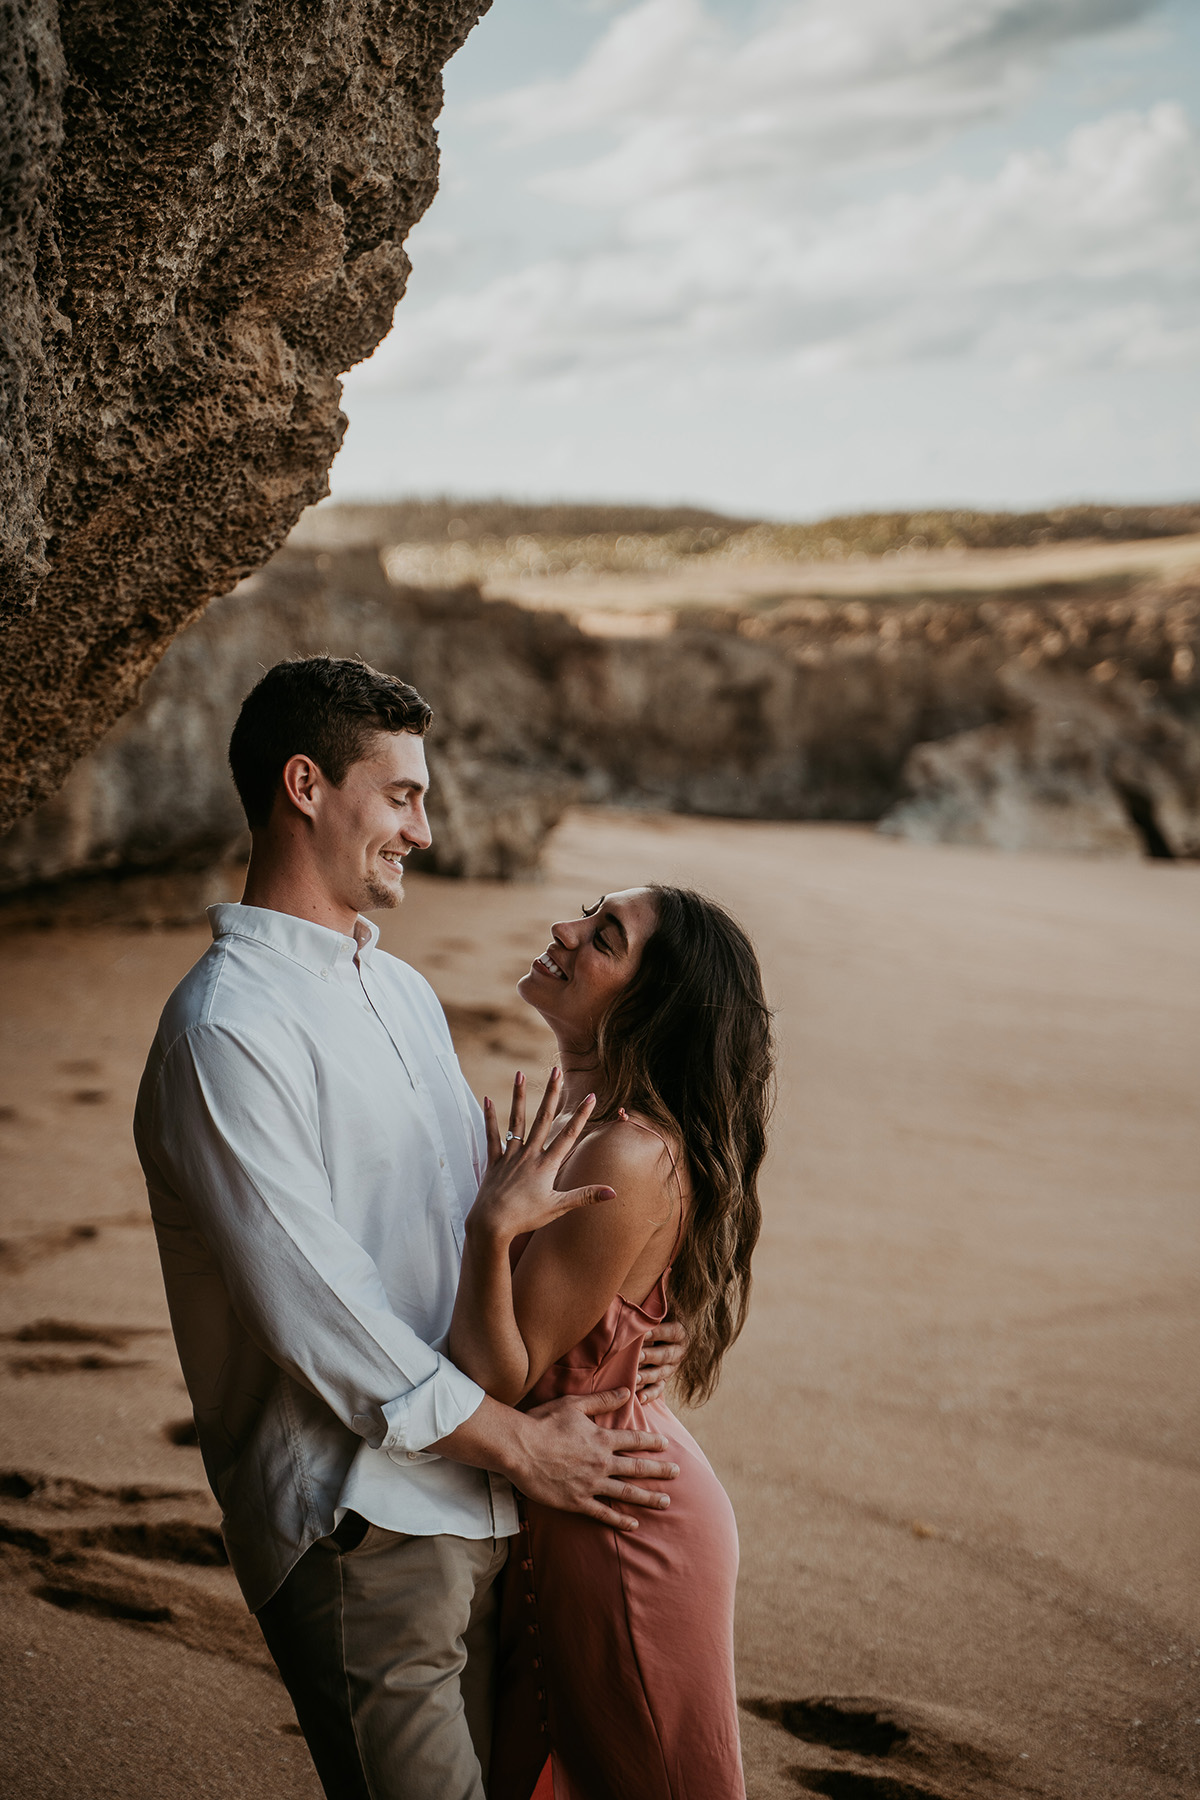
[{"xmin": 515, "ymin": 971, "xmax": 544, "ymax": 1012}]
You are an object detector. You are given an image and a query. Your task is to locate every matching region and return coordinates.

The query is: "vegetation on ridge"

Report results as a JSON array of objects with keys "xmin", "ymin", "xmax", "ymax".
[{"xmin": 297, "ymin": 498, "xmax": 1200, "ymax": 588}]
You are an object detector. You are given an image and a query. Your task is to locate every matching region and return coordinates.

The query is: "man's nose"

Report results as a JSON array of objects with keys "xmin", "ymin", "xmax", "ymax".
[{"xmin": 403, "ymin": 798, "xmax": 433, "ymax": 852}]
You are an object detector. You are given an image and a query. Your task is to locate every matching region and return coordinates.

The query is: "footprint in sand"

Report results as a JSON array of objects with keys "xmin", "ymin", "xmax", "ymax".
[
  {"xmin": 0, "ymin": 1213, "xmax": 151, "ymax": 1274},
  {"xmin": 9, "ymin": 1350, "xmax": 147, "ymax": 1374},
  {"xmin": 745, "ymin": 1696, "xmax": 1012, "ymax": 1800},
  {"xmin": 750, "ymin": 1700, "xmax": 911, "ymax": 1758},
  {"xmin": 0, "ymin": 1223, "xmax": 99, "ymax": 1273},
  {"xmin": 0, "ymin": 1468, "xmax": 201, "ymax": 1509},
  {"xmin": 34, "ymin": 1584, "xmax": 173, "ymax": 1624},
  {"xmin": 5, "ymin": 1317, "xmax": 158, "ymax": 1349},
  {"xmin": 440, "ymin": 1000, "xmax": 548, "ymax": 1058},
  {"xmin": 19, "ymin": 1548, "xmax": 264, "ymax": 1667},
  {"xmin": 0, "ymin": 1465, "xmax": 264, "ymax": 1667},
  {"xmin": 791, "ymin": 1774, "xmax": 944, "ymax": 1799},
  {"xmin": 3, "ymin": 1318, "xmax": 164, "ymax": 1375}
]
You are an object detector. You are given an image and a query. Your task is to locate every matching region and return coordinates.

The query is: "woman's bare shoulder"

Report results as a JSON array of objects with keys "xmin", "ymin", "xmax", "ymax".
[{"xmin": 561, "ymin": 1112, "xmax": 683, "ymax": 1201}]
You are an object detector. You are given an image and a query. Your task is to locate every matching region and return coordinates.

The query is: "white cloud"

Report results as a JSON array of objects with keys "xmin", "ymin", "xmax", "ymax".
[
  {"xmin": 781, "ymin": 103, "xmax": 1199, "ymax": 294},
  {"xmin": 482, "ymin": 0, "xmax": 1162, "ymax": 204},
  {"xmin": 352, "ymin": 96, "xmax": 1200, "ymax": 392}
]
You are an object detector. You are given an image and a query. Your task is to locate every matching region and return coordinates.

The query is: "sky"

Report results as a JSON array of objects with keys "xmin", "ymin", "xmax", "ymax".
[{"xmin": 331, "ymin": 0, "xmax": 1200, "ymax": 520}]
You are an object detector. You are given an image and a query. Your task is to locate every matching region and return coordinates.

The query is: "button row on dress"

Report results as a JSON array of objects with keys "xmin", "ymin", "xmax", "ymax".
[{"xmin": 516, "ymin": 1506, "xmax": 551, "ymax": 1746}]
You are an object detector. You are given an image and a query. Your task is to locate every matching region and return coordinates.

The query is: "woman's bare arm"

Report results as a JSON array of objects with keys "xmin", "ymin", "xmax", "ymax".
[{"xmin": 449, "ymin": 1085, "xmax": 678, "ymax": 1406}]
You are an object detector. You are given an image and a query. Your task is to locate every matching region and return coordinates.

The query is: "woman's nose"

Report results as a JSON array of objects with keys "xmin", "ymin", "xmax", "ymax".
[{"xmin": 550, "ymin": 920, "xmax": 576, "ymax": 948}]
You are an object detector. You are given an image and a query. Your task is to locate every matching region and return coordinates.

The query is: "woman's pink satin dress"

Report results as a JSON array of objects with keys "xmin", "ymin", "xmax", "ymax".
[{"xmin": 489, "ymin": 1220, "xmax": 745, "ymax": 1800}]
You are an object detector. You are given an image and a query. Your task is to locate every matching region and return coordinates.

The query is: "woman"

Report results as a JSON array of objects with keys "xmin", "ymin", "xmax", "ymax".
[{"xmin": 448, "ymin": 885, "xmax": 773, "ymax": 1800}]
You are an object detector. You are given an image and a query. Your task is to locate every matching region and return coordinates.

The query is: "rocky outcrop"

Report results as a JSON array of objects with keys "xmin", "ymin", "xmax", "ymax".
[
  {"xmin": 0, "ymin": 547, "xmax": 584, "ymax": 902},
  {"xmin": 880, "ymin": 670, "xmax": 1200, "ymax": 858},
  {"xmin": 2, "ymin": 546, "xmax": 1198, "ymax": 914},
  {"xmin": 0, "ymin": 0, "xmax": 487, "ymax": 834}
]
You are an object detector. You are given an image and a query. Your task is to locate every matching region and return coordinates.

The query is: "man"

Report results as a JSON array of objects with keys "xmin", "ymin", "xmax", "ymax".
[{"xmin": 134, "ymin": 656, "xmax": 684, "ymax": 1800}]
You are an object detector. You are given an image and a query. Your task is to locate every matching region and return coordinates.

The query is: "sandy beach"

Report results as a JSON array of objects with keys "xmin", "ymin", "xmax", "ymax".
[{"xmin": 1, "ymin": 808, "xmax": 1197, "ymax": 1800}]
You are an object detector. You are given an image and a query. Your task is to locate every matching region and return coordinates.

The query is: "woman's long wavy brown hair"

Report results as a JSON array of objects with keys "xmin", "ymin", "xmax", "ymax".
[{"xmin": 592, "ymin": 886, "xmax": 774, "ymax": 1405}]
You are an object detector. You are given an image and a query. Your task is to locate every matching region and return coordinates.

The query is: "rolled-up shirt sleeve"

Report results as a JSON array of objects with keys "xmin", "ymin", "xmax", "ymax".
[{"xmin": 148, "ymin": 1021, "xmax": 484, "ymax": 1457}]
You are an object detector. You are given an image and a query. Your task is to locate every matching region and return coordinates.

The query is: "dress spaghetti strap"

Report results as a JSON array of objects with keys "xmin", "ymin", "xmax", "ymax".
[{"xmin": 617, "ymin": 1108, "xmax": 687, "ymax": 1261}]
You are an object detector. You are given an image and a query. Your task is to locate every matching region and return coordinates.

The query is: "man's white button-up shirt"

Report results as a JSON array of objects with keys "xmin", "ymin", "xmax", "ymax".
[{"xmin": 134, "ymin": 902, "xmax": 518, "ymax": 1612}]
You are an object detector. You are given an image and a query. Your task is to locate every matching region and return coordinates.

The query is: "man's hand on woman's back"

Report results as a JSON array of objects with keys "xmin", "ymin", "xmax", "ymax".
[{"xmin": 635, "ymin": 1320, "xmax": 687, "ymax": 1402}]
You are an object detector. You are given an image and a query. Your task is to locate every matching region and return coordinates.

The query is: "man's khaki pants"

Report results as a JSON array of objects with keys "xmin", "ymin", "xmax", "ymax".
[{"xmin": 257, "ymin": 1515, "xmax": 509, "ymax": 1800}]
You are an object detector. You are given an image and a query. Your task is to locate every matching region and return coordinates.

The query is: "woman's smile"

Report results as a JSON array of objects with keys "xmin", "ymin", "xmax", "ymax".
[{"xmin": 531, "ymin": 949, "xmax": 568, "ymax": 981}]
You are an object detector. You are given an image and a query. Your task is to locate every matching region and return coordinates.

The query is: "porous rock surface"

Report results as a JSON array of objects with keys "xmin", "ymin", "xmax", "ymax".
[
  {"xmin": 0, "ymin": 547, "xmax": 585, "ymax": 901},
  {"xmin": 2, "ymin": 549, "xmax": 1198, "ymax": 914},
  {"xmin": 0, "ymin": 0, "xmax": 487, "ymax": 832}
]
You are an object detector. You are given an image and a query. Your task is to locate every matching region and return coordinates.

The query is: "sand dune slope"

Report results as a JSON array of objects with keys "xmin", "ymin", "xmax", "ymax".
[{"xmin": 1, "ymin": 812, "xmax": 1197, "ymax": 1799}]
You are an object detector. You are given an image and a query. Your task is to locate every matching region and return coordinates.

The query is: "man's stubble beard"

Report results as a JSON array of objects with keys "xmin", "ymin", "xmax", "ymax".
[{"xmin": 358, "ymin": 871, "xmax": 403, "ymax": 913}]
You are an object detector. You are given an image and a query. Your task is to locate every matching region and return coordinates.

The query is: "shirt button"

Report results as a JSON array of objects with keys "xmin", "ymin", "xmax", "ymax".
[
  {"xmin": 439, "ymin": 1157, "xmax": 446, "ymax": 1169},
  {"xmin": 405, "ymin": 1451, "xmax": 422, "ymax": 1463}
]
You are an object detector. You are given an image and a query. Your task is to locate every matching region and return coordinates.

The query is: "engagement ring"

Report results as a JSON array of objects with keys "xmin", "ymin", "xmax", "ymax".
[{"xmin": 505, "ymin": 1131, "xmax": 523, "ymax": 1144}]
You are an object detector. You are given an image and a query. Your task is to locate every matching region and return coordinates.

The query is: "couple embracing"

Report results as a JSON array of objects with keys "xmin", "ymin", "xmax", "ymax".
[{"xmin": 135, "ymin": 656, "xmax": 773, "ymax": 1800}]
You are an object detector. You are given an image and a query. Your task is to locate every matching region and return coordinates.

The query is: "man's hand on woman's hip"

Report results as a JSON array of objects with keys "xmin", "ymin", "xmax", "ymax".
[
  {"xmin": 432, "ymin": 1389, "xmax": 678, "ymax": 1532},
  {"xmin": 516, "ymin": 1388, "xmax": 679, "ymax": 1529}
]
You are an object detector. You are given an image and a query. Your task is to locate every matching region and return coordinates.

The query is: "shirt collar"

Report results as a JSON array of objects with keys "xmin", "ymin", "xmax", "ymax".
[{"xmin": 208, "ymin": 903, "xmax": 380, "ymax": 977}]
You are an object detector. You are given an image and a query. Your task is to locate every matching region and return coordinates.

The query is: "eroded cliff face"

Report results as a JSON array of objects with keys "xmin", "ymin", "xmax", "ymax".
[
  {"xmin": 0, "ymin": 0, "xmax": 486, "ymax": 830},
  {"xmin": 2, "ymin": 545, "xmax": 1197, "ymax": 917}
]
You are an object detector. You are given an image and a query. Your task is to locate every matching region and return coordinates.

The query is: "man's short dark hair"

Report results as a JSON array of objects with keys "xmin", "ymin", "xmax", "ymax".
[{"xmin": 229, "ymin": 656, "xmax": 433, "ymax": 830}]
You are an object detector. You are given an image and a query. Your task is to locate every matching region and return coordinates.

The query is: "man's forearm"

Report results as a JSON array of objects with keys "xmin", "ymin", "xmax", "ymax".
[{"xmin": 430, "ymin": 1393, "xmax": 537, "ymax": 1483}]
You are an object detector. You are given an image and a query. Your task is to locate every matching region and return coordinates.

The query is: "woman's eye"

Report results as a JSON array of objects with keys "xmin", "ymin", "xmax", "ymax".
[{"xmin": 594, "ymin": 932, "xmax": 611, "ymax": 955}]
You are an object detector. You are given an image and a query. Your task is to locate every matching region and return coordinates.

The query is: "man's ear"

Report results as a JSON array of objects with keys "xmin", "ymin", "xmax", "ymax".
[{"xmin": 279, "ymin": 754, "xmax": 323, "ymax": 819}]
